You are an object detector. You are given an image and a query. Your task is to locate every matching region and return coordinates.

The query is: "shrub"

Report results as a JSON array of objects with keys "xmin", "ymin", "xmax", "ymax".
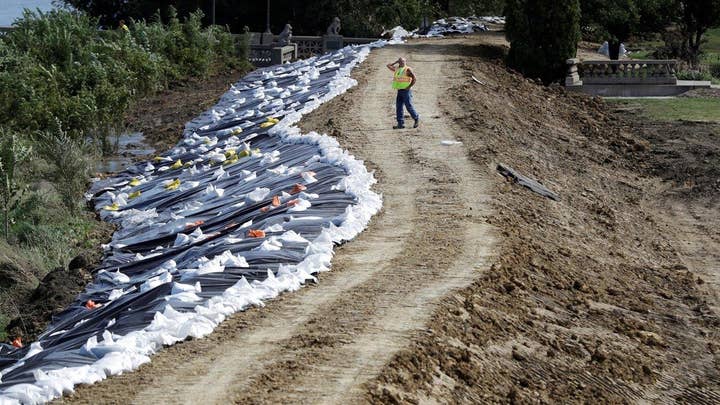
[
  {"xmin": 709, "ymin": 63, "xmax": 720, "ymax": 79},
  {"xmin": 36, "ymin": 122, "xmax": 97, "ymax": 214},
  {"xmin": 1, "ymin": 8, "xmax": 245, "ymax": 151},
  {"xmin": 676, "ymin": 70, "xmax": 714, "ymax": 81},
  {"xmin": 0, "ymin": 129, "xmax": 32, "ymax": 240},
  {"xmin": 449, "ymin": 0, "xmax": 506, "ymax": 15},
  {"xmin": 130, "ymin": 8, "xmax": 241, "ymax": 79},
  {"xmin": 505, "ymin": 0, "xmax": 581, "ymax": 84}
]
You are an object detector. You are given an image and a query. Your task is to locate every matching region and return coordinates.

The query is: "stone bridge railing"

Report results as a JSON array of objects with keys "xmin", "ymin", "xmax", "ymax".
[
  {"xmin": 248, "ymin": 45, "xmax": 272, "ymax": 66},
  {"xmin": 274, "ymin": 35, "xmax": 376, "ymax": 59},
  {"xmin": 245, "ymin": 33, "xmax": 377, "ymax": 67},
  {"xmin": 292, "ymin": 35, "xmax": 324, "ymax": 59},
  {"xmin": 566, "ymin": 59, "xmax": 679, "ymax": 86}
]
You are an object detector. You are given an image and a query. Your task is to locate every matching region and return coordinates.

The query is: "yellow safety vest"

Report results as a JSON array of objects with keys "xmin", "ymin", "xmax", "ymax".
[{"xmin": 392, "ymin": 66, "xmax": 413, "ymax": 90}]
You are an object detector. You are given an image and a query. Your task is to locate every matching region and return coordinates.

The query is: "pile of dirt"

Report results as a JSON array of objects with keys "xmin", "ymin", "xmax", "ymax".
[
  {"xmin": 4, "ymin": 248, "xmax": 106, "ymax": 342},
  {"xmin": 21, "ymin": 36, "xmax": 716, "ymax": 403},
  {"xmin": 628, "ymin": 120, "xmax": 720, "ymax": 197},
  {"xmin": 365, "ymin": 38, "xmax": 720, "ymax": 403},
  {"xmin": 0, "ymin": 261, "xmax": 40, "ymax": 326},
  {"xmin": 6, "ymin": 265, "xmax": 90, "ymax": 341},
  {"xmin": 679, "ymin": 87, "xmax": 720, "ymax": 98}
]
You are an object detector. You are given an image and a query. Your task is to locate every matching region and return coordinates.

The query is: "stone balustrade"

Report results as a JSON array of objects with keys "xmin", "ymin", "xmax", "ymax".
[
  {"xmin": 566, "ymin": 59, "xmax": 679, "ymax": 85},
  {"xmin": 292, "ymin": 35, "xmax": 324, "ymax": 58},
  {"xmin": 271, "ymin": 44, "xmax": 298, "ymax": 65},
  {"xmin": 248, "ymin": 45, "xmax": 273, "ymax": 66},
  {"xmin": 245, "ymin": 33, "xmax": 376, "ymax": 67}
]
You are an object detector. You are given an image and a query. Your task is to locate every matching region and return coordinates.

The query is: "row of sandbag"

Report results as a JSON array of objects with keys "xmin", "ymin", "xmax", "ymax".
[{"xmin": 0, "ymin": 42, "xmax": 383, "ymax": 404}]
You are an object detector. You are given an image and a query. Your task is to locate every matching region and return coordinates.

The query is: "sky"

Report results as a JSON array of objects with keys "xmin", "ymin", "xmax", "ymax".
[{"xmin": 0, "ymin": 0, "xmax": 55, "ymax": 26}]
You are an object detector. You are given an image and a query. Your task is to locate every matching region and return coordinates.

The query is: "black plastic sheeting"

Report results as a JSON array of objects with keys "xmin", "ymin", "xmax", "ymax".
[
  {"xmin": 497, "ymin": 164, "xmax": 559, "ymax": 201},
  {"xmin": 0, "ymin": 43, "xmax": 382, "ymax": 403},
  {"xmin": 424, "ymin": 16, "xmax": 492, "ymax": 36}
]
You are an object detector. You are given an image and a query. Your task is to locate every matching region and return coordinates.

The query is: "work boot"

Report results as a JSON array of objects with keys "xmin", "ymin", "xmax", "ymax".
[
  {"xmin": 413, "ymin": 118, "xmax": 420, "ymax": 128},
  {"xmin": 393, "ymin": 124, "xmax": 405, "ymax": 129}
]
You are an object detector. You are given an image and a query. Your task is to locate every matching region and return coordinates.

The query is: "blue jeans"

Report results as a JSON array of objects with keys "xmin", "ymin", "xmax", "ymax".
[{"xmin": 396, "ymin": 89, "xmax": 419, "ymax": 126}]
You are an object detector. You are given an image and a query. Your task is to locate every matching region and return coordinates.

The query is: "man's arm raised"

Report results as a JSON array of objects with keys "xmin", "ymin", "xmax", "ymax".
[{"xmin": 407, "ymin": 68, "xmax": 417, "ymax": 88}]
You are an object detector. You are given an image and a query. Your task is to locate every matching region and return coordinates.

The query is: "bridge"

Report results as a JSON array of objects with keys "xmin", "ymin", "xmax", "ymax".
[
  {"xmin": 565, "ymin": 58, "xmax": 712, "ymax": 96},
  {"xmin": 244, "ymin": 32, "xmax": 378, "ymax": 67}
]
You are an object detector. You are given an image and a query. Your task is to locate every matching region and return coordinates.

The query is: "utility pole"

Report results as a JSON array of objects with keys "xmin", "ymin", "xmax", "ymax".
[
  {"xmin": 265, "ymin": 0, "xmax": 271, "ymax": 33},
  {"xmin": 212, "ymin": 0, "xmax": 216, "ymax": 25}
]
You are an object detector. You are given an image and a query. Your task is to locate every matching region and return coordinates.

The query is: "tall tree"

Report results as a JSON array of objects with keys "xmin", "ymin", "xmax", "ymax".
[
  {"xmin": 445, "ymin": 0, "xmax": 506, "ymax": 15},
  {"xmin": 505, "ymin": 0, "xmax": 581, "ymax": 84},
  {"xmin": 581, "ymin": 0, "xmax": 674, "ymax": 59},
  {"xmin": 677, "ymin": 0, "xmax": 720, "ymax": 66},
  {"xmin": 57, "ymin": 0, "xmax": 206, "ymax": 27},
  {"xmin": 581, "ymin": 0, "xmax": 639, "ymax": 59},
  {"xmin": 59, "ymin": 0, "xmax": 440, "ymax": 36}
]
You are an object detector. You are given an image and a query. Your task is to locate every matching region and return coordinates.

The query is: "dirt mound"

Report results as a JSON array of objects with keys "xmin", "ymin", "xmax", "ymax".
[
  {"xmin": 680, "ymin": 87, "xmax": 720, "ymax": 98},
  {"xmin": 5, "ymin": 253, "xmax": 97, "ymax": 341},
  {"xmin": 0, "ymin": 262, "xmax": 39, "ymax": 328},
  {"xmin": 366, "ymin": 37, "xmax": 720, "ymax": 403},
  {"xmin": 631, "ymin": 120, "xmax": 720, "ymax": 197}
]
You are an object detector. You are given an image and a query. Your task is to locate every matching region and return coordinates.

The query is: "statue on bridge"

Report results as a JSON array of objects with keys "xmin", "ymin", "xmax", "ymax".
[
  {"xmin": 326, "ymin": 17, "xmax": 341, "ymax": 36},
  {"xmin": 278, "ymin": 23, "xmax": 293, "ymax": 46}
]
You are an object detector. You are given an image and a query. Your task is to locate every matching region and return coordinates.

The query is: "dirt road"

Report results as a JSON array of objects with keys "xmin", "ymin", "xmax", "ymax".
[{"xmin": 66, "ymin": 38, "xmax": 496, "ymax": 404}]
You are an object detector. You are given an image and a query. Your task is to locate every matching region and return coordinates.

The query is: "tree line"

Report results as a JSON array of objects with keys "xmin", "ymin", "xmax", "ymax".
[
  {"xmin": 58, "ymin": 0, "xmax": 506, "ymax": 36},
  {"xmin": 506, "ymin": 0, "xmax": 720, "ymax": 83},
  {"xmin": 61, "ymin": 0, "xmax": 720, "ymax": 84}
]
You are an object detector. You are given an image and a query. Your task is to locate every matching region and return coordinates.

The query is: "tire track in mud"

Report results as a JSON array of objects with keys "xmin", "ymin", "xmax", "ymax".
[{"xmin": 65, "ymin": 37, "xmax": 494, "ymax": 404}]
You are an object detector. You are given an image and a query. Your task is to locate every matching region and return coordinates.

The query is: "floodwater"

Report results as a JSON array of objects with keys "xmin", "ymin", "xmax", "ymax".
[
  {"xmin": 0, "ymin": 0, "xmax": 55, "ymax": 26},
  {"xmin": 97, "ymin": 132, "xmax": 155, "ymax": 173}
]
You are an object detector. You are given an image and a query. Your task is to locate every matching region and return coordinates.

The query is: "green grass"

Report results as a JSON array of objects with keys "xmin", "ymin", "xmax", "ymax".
[
  {"xmin": 608, "ymin": 97, "xmax": 720, "ymax": 122},
  {"xmin": 0, "ymin": 315, "xmax": 7, "ymax": 341},
  {"xmin": 626, "ymin": 29, "xmax": 720, "ymax": 63},
  {"xmin": 626, "ymin": 36, "xmax": 663, "ymax": 60},
  {"xmin": 629, "ymin": 49, "xmax": 655, "ymax": 59},
  {"xmin": 704, "ymin": 28, "xmax": 720, "ymax": 52},
  {"xmin": 701, "ymin": 28, "xmax": 720, "ymax": 66}
]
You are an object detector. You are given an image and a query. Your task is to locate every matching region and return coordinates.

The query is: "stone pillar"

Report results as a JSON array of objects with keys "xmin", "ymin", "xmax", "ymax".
[
  {"xmin": 565, "ymin": 58, "xmax": 582, "ymax": 86},
  {"xmin": 271, "ymin": 44, "xmax": 298, "ymax": 65},
  {"xmin": 323, "ymin": 35, "xmax": 343, "ymax": 53},
  {"xmin": 260, "ymin": 31, "xmax": 274, "ymax": 46}
]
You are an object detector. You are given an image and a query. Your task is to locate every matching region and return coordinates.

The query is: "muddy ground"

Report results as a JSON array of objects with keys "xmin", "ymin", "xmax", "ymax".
[
  {"xmin": 359, "ymin": 39, "xmax": 720, "ymax": 403},
  {"xmin": 124, "ymin": 69, "xmax": 246, "ymax": 151}
]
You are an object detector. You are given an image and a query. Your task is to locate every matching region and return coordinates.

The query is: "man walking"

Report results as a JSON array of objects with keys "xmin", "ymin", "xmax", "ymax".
[{"xmin": 387, "ymin": 57, "xmax": 420, "ymax": 129}]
